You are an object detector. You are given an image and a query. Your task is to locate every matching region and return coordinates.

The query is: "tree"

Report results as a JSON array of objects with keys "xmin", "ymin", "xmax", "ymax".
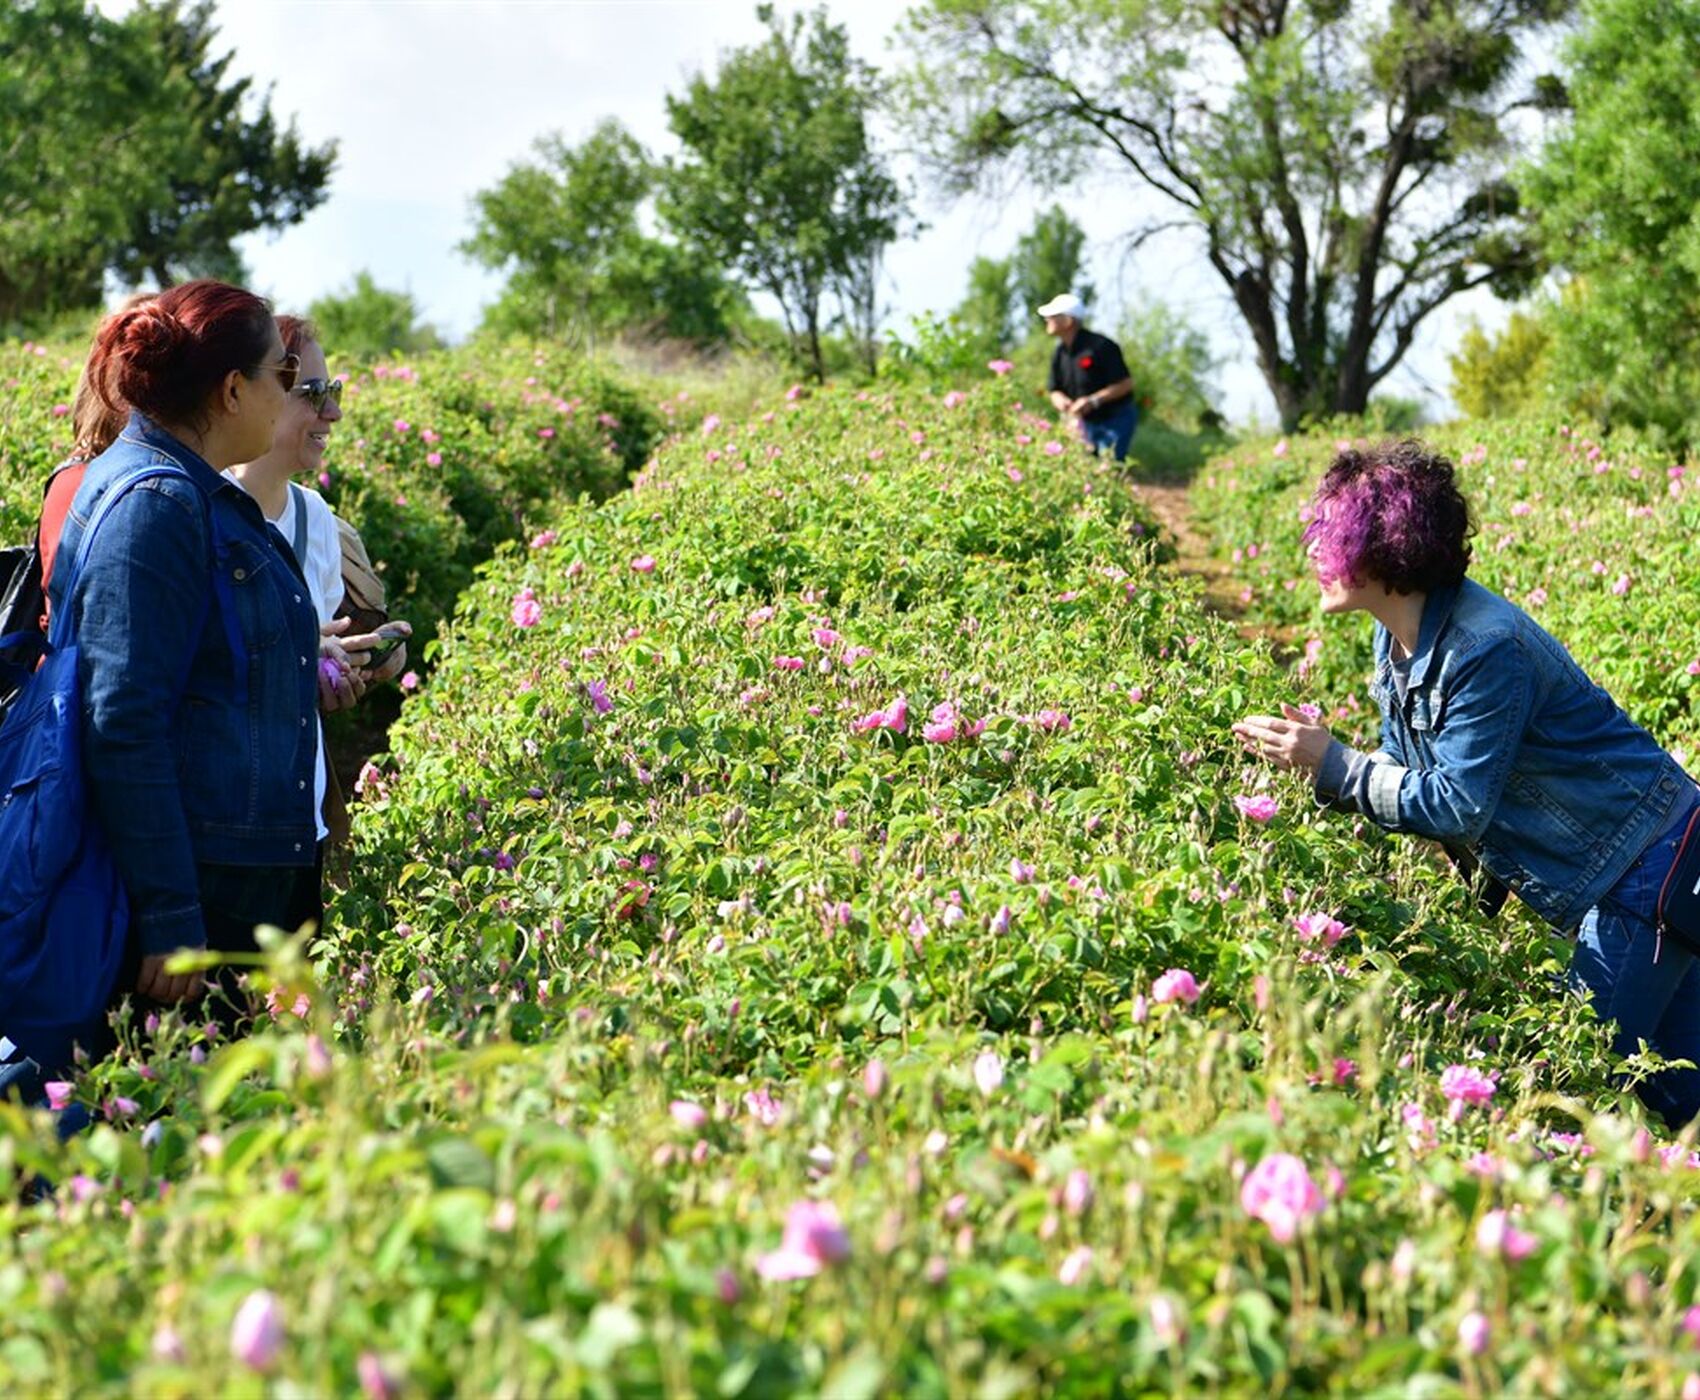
[
  {"xmin": 462, "ymin": 118, "xmax": 742, "ymax": 348},
  {"xmin": 1012, "ymin": 205, "xmax": 1094, "ymax": 318},
  {"xmin": 953, "ymin": 255, "xmax": 1018, "ymax": 358},
  {"xmin": 307, "ymin": 272, "xmax": 442, "ymax": 361},
  {"xmin": 1116, "ymin": 299, "xmax": 1220, "ymax": 430},
  {"xmin": 1447, "ymin": 307, "xmax": 1553, "ymax": 420},
  {"xmin": 899, "ymin": 1, "xmax": 1570, "ymax": 431},
  {"xmin": 0, "ymin": 0, "xmax": 334, "ymax": 325},
  {"xmin": 661, "ymin": 4, "xmax": 910, "ymax": 379},
  {"xmin": 1523, "ymin": 0, "xmax": 1700, "ymax": 445}
]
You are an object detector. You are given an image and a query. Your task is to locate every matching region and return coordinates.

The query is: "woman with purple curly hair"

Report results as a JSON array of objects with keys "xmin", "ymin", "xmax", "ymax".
[{"xmin": 1235, "ymin": 440, "xmax": 1700, "ymax": 1125}]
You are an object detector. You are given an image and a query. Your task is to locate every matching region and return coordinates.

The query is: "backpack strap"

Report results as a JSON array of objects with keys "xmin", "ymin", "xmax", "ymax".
[
  {"xmin": 51, "ymin": 465, "xmax": 242, "ymax": 704},
  {"xmin": 287, "ymin": 482, "xmax": 310, "ymax": 572}
]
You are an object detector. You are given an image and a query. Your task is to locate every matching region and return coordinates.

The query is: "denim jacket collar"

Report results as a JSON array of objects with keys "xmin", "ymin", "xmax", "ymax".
[
  {"xmin": 1405, "ymin": 582, "xmax": 1464, "ymax": 691},
  {"xmin": 119, "ymin": 412, "xmax": 249, "ymax": 506}
]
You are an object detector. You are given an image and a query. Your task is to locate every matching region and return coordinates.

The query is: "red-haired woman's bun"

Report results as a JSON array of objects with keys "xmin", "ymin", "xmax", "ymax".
[{"xmin": 88, "ymin": 279, "xmax": 273, "ymax": 428}]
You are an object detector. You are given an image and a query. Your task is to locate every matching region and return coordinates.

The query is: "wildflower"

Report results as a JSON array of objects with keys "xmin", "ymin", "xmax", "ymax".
[
  {"xmin": 987, "ymin": 359, "xmax": 1015, "ymax": 376},
  {"xmin": 1057, "ymin": 1244, "xmax": 1094, "ymax": 1284},
  {"xmin": 1292, "ymin": 912, "xmax": 1347, "ymax": 947},
  {"xmin": 852, "ymin": 696, "xmax": 908, "ymax": 734},
  {"xmin": 399, "ymin": 671, "xmax": 420, "ymax": 692},
  {"xmin": 1439, "ymin": 1064, "xmax": 1497, "ymax": 1108},
  {"xmin": 841, "ymin": 644, "xmax": 873, "ymax": 667},
  {"xmin": 922, "ymin": 702, "xmax": 959, "ymax": 744},
  {"xmin": 1457, "ymin": 1310, "xmax": 1490, "ymax": 1356},
  {"xmin": 1475, "ymin": 1209, "xmax": 1537, "ymax": 1262},
  {"xmin": 943, "ymin": 390, "xmax": 966, "ymax": 408},
  {"xmin": 44, "ymin": 1081, "xmax": 74, "ymax": 1111},
  {"xmin": 152, "ymin": 1321, "xmax": 186, "ymax": 1362},
  {"xmin": 1239, "ymin": 1153, "xmax": 1324, "ymax": 1243},
  {"xmin": 230, "ymin": 1290, "xmax": 284, "ymax": 1371},
  {"xmin": 989, "ymin": 904, "xmax": 1013, "ymax": 935},
  {"xmin": 1149, "ymin": 1294, "xmax": 1186, "ymax": 1347},
  {"xmin": 701, "ymin": 413, "xmax": 722, "ymax": 435},
  {"xmin": 755, "ymin": 1200, "xmax": 850, "ymax": 1280},
  {"xmin": 1613, "ymin": 573, "xmax": 1632, "ymax": 596},
  {"xmin": 744, "ymin": 1089, "xmax": 783, "ymax": 1126},
  {"xmin": 1272, "ymin": 439, "xmax": 1289, "ymax": 458},
  {"xmin": 772, "ymin": 655, "xmax": 806, "ymax": 672},
  {"xmin": 863, "ymin": 1059, "xmax": 888, "ymax": 1100},
  {"xmin": 1043, "ymin": 440, "xmax": 1064, "ymax": 456},
  {"xmin": 1034, "ymin": 708, "xmax": 1072, "ymax": 733},
  {"xmin": 1235, "ymin": 793, "xmax": 1279, "ymax": 823},
  {"xmin": 1062, "ymin": 1169, "xmax": 1094, "ymax": 1216},
  {"xmin": 358, "ymin": 1353, "xmax": 400, "ymax": 1400},
  {"xmin": 1152, "ymin": 969, "xmax": 1200, "ymax": 1005},
  {"xmin": 973, "ymin": 1049, "xmax": 1004, "ymax": 1097},
  {"xmin": 585, "ymin": 679, "xmax": 613, "ymax": 714},
  {"xmin": 669, "ymin": 1100, "xmax": 708, "ymax": 1131},
  {"xmin": 630, "ymin": 554, "xmax": 657, "ymax": 573},
  {"xmin": 811, "ymin": 626, "xmax": 840, "ymax": 648},
  {"xmin": 510, "ymin": 587, "xmax": 542, "ymax": 629},
  {"xmin": 537, "ymin": 427, "xmax": 555, "ymax": 440}
]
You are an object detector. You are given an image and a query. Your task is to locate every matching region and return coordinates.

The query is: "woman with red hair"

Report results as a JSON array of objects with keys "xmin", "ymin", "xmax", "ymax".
[{"xmin": 51, "ymin": 279, "xmax": 320, "ymax": 1029}]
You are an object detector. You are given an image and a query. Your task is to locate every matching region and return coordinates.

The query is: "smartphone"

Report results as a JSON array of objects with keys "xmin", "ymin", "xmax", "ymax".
[{"xmin": 363, "ymin": 632, "xmax": 405, "ymax": 664}]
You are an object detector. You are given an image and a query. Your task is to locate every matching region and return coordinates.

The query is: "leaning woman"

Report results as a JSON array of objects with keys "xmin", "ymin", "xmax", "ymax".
[
  {"xmin": 1233, "ymin": 440, "xmax": 1700, "ymax": 1126},
  {"xmin": 55, "ymin": 280, "xmax": 321, "ymax": 1025}
]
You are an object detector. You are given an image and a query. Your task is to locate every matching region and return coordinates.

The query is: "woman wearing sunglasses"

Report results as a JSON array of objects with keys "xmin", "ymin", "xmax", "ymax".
[
  {"xmin": 51, "ymin": 281, "xmax": 322, "ymax": 1023},
  {"xmin": 225, "ymin": 314, "xmax": 411, "ymax": 848}
]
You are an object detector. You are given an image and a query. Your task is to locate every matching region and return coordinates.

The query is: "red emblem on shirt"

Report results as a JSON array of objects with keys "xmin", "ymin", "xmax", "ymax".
[{"xmin": 1078, "ymin": 355, "xmax": 1094, "ymax": 369}]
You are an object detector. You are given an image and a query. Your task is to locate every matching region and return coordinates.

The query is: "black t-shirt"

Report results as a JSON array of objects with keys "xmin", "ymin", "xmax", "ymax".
[{"xmin": 1048, "ymin": 328, "xmax": 1131, "ymax": 422}]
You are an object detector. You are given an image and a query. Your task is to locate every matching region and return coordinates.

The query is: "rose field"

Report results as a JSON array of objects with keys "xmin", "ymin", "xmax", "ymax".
[{"xmin": 9, "ymin": 343, "xmax": 1700, "ymax": 1397}]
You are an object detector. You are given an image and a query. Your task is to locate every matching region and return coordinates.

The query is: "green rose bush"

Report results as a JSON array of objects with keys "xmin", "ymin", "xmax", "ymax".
[{"xmin": 5, "ymin": 359, "xmax": 1700, "ymax": 1395}]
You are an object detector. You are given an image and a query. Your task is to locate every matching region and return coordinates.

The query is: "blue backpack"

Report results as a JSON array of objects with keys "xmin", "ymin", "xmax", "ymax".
[{"xmin": 0, "ymin": 465, "xmax": 217, "ymax": 1071}]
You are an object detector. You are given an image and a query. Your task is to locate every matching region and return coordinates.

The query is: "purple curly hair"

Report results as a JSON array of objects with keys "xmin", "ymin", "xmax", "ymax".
[{"xmin": 1302, "ymin": 440, "xmax": 1474, "ymax": 594}]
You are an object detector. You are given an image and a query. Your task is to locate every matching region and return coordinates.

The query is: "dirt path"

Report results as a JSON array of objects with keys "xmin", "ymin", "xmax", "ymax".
[{"xmin": 1134, "ymin": 471, "xmax": 1304, "ymax": 655}]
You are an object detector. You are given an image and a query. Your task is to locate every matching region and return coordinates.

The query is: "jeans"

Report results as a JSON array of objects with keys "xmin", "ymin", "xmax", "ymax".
[
  {"xmin": 1082, "ymin": 402, "xmax": 1138, "ymax": 462},
  {"xmin": 1569, "ymin": 792, "xmax": 1700, "ymax": 1125}
]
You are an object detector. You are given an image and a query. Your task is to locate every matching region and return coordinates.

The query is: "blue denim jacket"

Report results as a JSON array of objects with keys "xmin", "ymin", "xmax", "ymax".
[
  {"xmin": 51, "ymin": 414, "xmax": 319, "ymax": 955},
  {"xmin": 1315, "ymin": 578, "xmax": 1689, "ymax": 932}
]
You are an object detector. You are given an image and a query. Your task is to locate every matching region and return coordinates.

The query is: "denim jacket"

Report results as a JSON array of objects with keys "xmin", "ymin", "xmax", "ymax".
[
  {"xmin": 1315, "ymin": 578, "xmax": 1690, "ymax": 932},
  {"xmin": 51, "ymin": 414, "xmax": 319, "ymax": 955}
]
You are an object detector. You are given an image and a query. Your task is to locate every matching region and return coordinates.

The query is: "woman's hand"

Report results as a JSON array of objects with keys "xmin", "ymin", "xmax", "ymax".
[
  {"xmin": 361, "ymin": 619, "xmax": 414, "ymax": 685},
  {"xmin": 136, "ymin": 952, "xmax": 203, "ymax": 1004},
  {"xmin": 1232, "ymin": 703, "xmax": 1334, "ymax": 776},
  {"xmin": 317, "ymin": 624, "xmax": 366, "ymax": 713}
]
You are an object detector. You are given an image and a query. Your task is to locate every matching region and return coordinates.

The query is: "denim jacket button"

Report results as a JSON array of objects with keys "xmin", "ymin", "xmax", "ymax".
[
  {"xmin": 233, "ymin": 567, "xmax": 247, "ymax": 581},
  {"xmin": 298, "ymin": 779, "xmax": 307, "ymax": 790}
]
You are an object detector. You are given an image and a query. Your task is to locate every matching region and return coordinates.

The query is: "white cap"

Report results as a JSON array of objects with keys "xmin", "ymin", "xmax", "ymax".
[{"xmin": 1036, "ymin": 292, "xmax": 1087, "ymax": 321}]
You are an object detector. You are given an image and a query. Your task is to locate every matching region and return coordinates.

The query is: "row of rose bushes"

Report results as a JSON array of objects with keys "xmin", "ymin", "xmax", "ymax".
[
  {"xmin": 1190, "ymin": 418, "xmax": 1700, "ymax": 764},
  {"xmin": 5, "ymin": 381, "xmax": 1700, "ymax": 1393},
  {"xmin": 0, "ymin": 335, "xmax": 663, "ymax": 661}
]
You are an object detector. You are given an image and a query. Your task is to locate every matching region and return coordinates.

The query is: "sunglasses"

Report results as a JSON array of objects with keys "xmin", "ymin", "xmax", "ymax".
[
  {"xmin": 292, "ymin": 377, "xmax": 344, "ymax": 414},
  {"xmin": 253, "ymin": 352, "xmax": 302, "ymax": 393}
]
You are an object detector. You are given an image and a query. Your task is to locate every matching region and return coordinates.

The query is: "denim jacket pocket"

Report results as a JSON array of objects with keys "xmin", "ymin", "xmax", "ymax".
[{"xmin": 220, "ymin": 537, "xmax": 287, "ymax": 653}]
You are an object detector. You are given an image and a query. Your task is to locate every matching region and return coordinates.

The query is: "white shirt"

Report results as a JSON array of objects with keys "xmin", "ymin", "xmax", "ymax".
[{"xmin": 224, "ymin": 472, "xmax": 345, "ymax": 842}]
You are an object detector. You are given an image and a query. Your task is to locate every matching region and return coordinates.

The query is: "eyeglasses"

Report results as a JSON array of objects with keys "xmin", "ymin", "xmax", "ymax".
[
  {"xmin": 252, "ymin": 352, "xmax": 301, "ymax": 393},
  {"xmin": 292, "ymin": 377, "xmax": 344, "ymax": 414}
]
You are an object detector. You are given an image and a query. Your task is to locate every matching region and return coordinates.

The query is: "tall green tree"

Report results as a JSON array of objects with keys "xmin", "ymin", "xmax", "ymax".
[
  {"xmin": 661, "ymin": 4, "xmax": 910, "ymax": 379},
  {"xmin": 1012, "ymin": 205, "xmax": 1094, "ymax": 318},
  {"xmin": 463, "ymin": 118, "xmax": 741, "ymax": 348},
  {"xmin": 1524, "ymin": 0, "xmax": 1700, "ymax": 445},
  {"xmin": 953, "ymin": 255, "xmax": 1018, "ymax": 358},
  {"xmin": 307, "ymin": 272, "xmax": 442, "ymax": 361},
  {"xmin": 0, "ymin": 0, "xmax": 334, "ymax": 325},
  {"xmin": 899, "ymin": 0, "xmax": 1569, "ymax": 430}
]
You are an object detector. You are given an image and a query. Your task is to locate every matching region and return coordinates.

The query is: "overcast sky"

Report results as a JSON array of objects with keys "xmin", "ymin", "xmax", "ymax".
[{"xmin": 97, "ymin": 0, "xmax": 1516, "ymax": 424}]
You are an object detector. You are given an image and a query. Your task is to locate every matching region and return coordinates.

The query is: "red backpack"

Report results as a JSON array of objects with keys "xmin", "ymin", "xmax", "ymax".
[{"xmin": 0, "ymin": 463, "xmax": 88, "ymax": 716}]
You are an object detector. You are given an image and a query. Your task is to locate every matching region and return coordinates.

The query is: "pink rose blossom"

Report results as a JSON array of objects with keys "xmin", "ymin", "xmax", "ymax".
[
  {"xmin": 755, "ymin": 1200, "xmax": 850, "ymax": 1280},
  {"xmin": 1239, "ymin": 1153, "xmax": 1324, "ymax": 1243},
  {"xmin": 630, "ymin": 554, "xmax": 657, "ymax": 573},
  {"xmin": 230, "ymin": 1289, "xmax": 284, "ymax": 1371},
  {"xmin": 772, "ymin": 655, "xmax": 805, "ymax": 672},
  {"xmin": 1235, "ymin": 793, "xmax": 1279, "ymax": 823},
  {"xmin": 510, "ymin": 588, "xmax": 542, "ymax": 629},
  {"xmin": 1152, "ymin": 968, "xmax": 1200, "ymax": 1005},
  {"xmin": 852, "ymin": 696, "xmax": 908, "ymax": 734},
  {"xmin": 1292, "ymin": 912, "xmax": 1348, "ymax": 946},
  {"xmin": 1440, "ymin": 1064, "xmax": 1497, "ymax": 1107},
  {"xmin": 669, "ymin": 1100, "xmax": 708, "ymax": 1131}
]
